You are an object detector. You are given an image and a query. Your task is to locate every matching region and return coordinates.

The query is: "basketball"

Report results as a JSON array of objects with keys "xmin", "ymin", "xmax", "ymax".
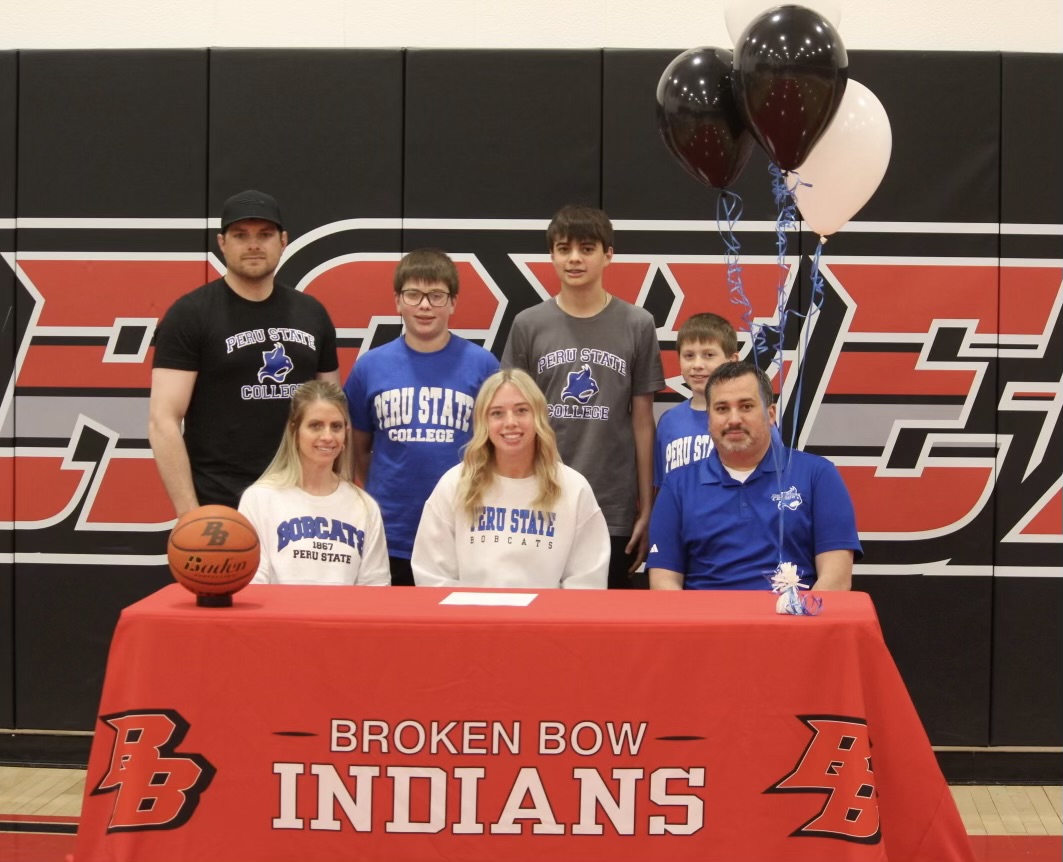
[{"xmin": 167, "ymin": 505, "xmax": 260, "ymax": 596}]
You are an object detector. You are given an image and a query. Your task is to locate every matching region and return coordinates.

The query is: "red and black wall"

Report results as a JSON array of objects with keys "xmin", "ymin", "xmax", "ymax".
[{"xmin": 0, "ymin": 49, "xmax": 1059, "ymax": 770}]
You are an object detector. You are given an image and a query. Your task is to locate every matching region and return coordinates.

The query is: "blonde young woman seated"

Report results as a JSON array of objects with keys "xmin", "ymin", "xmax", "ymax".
[
  {"xmin": 238, "ymin": 381, "xmax": 390, "ymax": 585},
  {"xmin": 412, "ymin": 369, "xmax": 608, "ymax": 589}
]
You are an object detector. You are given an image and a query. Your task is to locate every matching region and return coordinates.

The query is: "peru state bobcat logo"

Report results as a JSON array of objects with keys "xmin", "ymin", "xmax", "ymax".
[
  {"xmin": 772, "ymin": 486, "xmax": 804, "ymax": 511},
  {"xmin": 562, "ymin": 364, "xmax": 600, "ymax": 404},
  {"xmin": 258, "ymin": 342, "xmax": 295, "ymax": 383}
]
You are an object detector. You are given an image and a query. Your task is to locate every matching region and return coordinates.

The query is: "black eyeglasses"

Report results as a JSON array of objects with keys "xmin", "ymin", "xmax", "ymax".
[{"xmin": 399, "ymin": 288, "xmax": 452, "ymax": 307}]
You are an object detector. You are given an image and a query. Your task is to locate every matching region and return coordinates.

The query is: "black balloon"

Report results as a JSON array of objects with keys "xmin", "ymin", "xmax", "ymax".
[
  {"xmin": 656, "ymin": 47, "xmax": 754, "ymax": 190},
  {"xmin": 732, "ymin": 5, "xmax": 847, "ymax": 171}
]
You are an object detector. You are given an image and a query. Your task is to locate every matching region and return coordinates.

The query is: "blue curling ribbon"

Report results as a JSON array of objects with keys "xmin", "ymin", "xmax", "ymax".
[
  {"xmin": 764, "ymin": 432, "xmax": 787, "ymax": 564},
  {"xmin": 717, "ymin": 189, "xmax": 755, "ymax": 361},
  {"xmin": 765, "ymin": 164, "xmax": 800, "ymax": 563},
  {"xmin": 781, "ymin": 585, "xmax": 823, "ymax": 616},
  {"xmin": 720, "ymin": 187, "xmax": 787, "ymax": 571},
  {"xmin": 766, "ymin": 165, "xmax": 830, "ymax": 473},
  {"xmin": 767, "ymin": 163, "xmax": 799, "ymax": 401}
]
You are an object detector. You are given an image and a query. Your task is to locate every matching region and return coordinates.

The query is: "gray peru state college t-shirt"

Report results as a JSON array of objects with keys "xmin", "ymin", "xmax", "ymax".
[{"xmin": 503, "ymin": 297, "xmax": 664, "ymax": 536}]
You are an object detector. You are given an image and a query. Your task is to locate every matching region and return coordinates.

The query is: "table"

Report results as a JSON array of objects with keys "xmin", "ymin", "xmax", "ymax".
[{"xmin": 74, "ymin": 585, "xmax": 972, "ymax": 862}]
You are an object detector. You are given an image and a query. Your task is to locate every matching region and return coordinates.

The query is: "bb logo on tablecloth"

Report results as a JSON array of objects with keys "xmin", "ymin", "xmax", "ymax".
[
  {"xmin": 766, "ymin": 715, "xmax": 880, "ymax": 843},
  {"xmin": 91, "ymin": 709, "xmax": 216, "ymax": 833}
]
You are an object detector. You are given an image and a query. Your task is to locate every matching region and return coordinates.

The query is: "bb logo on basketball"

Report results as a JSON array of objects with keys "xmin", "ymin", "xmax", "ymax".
[
  {"xmin": 202, "ymin": 520, "xmax": 230, "ymax": 546},
  {"xmin": 91, "ymin": 709, "xmax": 215, "ymax": 832}
]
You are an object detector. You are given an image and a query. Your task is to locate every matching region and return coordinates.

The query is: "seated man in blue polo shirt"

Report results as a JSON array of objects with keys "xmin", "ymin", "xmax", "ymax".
[{"xmin": 647, "ymin": 361, "xmax": 861, "ymax": 591}]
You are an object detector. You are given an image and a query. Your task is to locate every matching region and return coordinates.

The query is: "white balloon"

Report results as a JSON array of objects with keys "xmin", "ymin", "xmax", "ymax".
[
  {"xmin": 725, "ymin": 1, "xmax": 842, "ymax": 45},
  {"xmin": 792, "ymin": 79, "xmax": 892, "ymax": 237}
]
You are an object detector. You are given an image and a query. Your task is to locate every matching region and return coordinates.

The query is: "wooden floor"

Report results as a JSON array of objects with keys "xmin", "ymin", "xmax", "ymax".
[
  {"xmin": 0, "ymin": 767, "xmax": 86, "ymax": 819},
  {"xmin": 951, "ymin": 784, "xmax": 1062, "ymax": 836},
  {"xmin": 0, "ymin": 766, "xmax": 1059, "ymax": 836}
]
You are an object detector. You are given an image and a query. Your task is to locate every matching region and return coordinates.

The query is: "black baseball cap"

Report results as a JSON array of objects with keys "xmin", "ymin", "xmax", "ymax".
[{"xmin": 220, "ymin": 190, "xmax": 284, "ymax": 231}]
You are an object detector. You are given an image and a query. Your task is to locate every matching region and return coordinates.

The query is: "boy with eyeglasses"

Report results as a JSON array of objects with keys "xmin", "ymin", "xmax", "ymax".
[{"xmin": 343, "ymin": 249, "xmax": 499, "ymax": 585}]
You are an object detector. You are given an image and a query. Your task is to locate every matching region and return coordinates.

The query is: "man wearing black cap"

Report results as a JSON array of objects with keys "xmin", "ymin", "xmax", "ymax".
[{"xmin": 149, "ymin": 190, "xmax": 339, "ymax": 515}]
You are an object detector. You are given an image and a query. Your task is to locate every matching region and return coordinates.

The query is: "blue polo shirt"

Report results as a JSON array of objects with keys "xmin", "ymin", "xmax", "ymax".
[{"xmin": 647, "ymin": 442, "xmax": 862, "ymax": 590}]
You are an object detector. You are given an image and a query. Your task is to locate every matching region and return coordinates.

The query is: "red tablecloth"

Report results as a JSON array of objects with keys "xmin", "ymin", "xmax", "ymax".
[{"xmin": 74, "ymin": 585, "xmax": 972, "ymax": 862}]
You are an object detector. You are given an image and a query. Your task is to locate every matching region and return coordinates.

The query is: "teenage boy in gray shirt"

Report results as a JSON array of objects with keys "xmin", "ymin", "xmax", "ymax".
[{"xmin": 503, "ymin": 205, "xmax": 664, "ymax": 588}]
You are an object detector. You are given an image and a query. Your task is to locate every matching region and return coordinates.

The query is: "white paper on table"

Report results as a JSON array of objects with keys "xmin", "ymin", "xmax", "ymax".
[{"xmin": 439, "ymin": 592, "xmax": 538, "ymax": 607}]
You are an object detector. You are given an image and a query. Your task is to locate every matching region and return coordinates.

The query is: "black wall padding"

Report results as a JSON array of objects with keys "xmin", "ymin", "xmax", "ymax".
[
  {"xmin": 16, "ymin": 565, "xmax": 172, "ymax": 730},
  {"xmin": 209, "ymin": 48, "xmax": 404, "ymax": 239},
  {"xmin": 18, "ymin": 50, "xmax": 208, "ymax": 219},
  {"xmin": 404, "ymin": 50, "xmax": 602, "ymax": 218},
  {"xmin": 0, "ymin": 51, "xmax": 14, "ymax": 729},
  {"xmin": 13, "ymin": 49, "xmax": 209, "ymax": 730},
  {"xmin": 990, "ymin": 52, "xmax": 1063, "ymax": 745}
]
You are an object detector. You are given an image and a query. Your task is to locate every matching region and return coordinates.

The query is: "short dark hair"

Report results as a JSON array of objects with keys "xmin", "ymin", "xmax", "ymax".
[
  {"xmin": 393, "ymin": 248, "xmax": 460, "ymax": 297},
  {"xmin": 677, "ymin": 313, "xmax": 738, "ymax": 356},
  {"xmin": 706, "ymin": 361, "xmax": 774, "ymax": 408},
  {"xmin": 546, "ymin": 204, "xmax": 613, "ymax": 252}
]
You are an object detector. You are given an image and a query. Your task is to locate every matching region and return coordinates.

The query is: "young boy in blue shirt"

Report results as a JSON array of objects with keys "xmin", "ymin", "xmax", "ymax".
[
  {"xmin": 654, "ymin": 313, "xmax": 739, "ymax": 490},
  {"xmin": 344, "ymin": 249, "xmax": 500, "ymax": 585}
]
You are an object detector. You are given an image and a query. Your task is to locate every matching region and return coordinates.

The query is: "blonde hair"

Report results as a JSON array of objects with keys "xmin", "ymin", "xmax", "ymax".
[
  {"xmin": 457, "ymin": 369, "xmax": 562, "ymax": 519},
  {"xmin": 255, "ymin": 380, "xmax": 357, "ymax": 490}
]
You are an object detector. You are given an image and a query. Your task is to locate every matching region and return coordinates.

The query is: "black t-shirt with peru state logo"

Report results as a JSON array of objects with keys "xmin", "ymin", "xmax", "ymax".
[{"xmin": 154, "ymin": 278, "xmax": 338, "ymax": 508}]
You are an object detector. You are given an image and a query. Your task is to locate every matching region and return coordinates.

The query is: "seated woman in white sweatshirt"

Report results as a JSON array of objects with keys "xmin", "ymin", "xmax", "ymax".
[
  {"xmin": 412, "ymin": 369, "xmax": 608, "ymax": 589},
  {"xmin": 239, "ymin": 380, "xmax": 390, "ymax": 585}
]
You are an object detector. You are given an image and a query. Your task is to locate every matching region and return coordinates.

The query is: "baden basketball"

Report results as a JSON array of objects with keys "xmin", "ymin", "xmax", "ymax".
[{"xmin": 167, "ymin": 505, "xmax": 260, "ymax": 596}]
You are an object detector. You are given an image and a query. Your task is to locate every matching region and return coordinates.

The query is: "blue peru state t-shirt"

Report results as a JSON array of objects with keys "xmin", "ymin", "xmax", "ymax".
[
  {"xmin": 344, "ymin": 335, "xmax": 499, "ymax": 558},
  {"xmin": 654, "ymin": 400, "xmax": 714, "ymax": 488}
]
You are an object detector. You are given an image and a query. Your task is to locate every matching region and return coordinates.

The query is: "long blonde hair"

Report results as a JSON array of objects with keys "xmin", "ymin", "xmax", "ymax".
[
  {"xmin": 255, "ymin": 380, "xmax": 356, "ymax": 490},
  {"xmin": 457, "ymin": 369, "xmax": 562, "ymax": 519}
]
